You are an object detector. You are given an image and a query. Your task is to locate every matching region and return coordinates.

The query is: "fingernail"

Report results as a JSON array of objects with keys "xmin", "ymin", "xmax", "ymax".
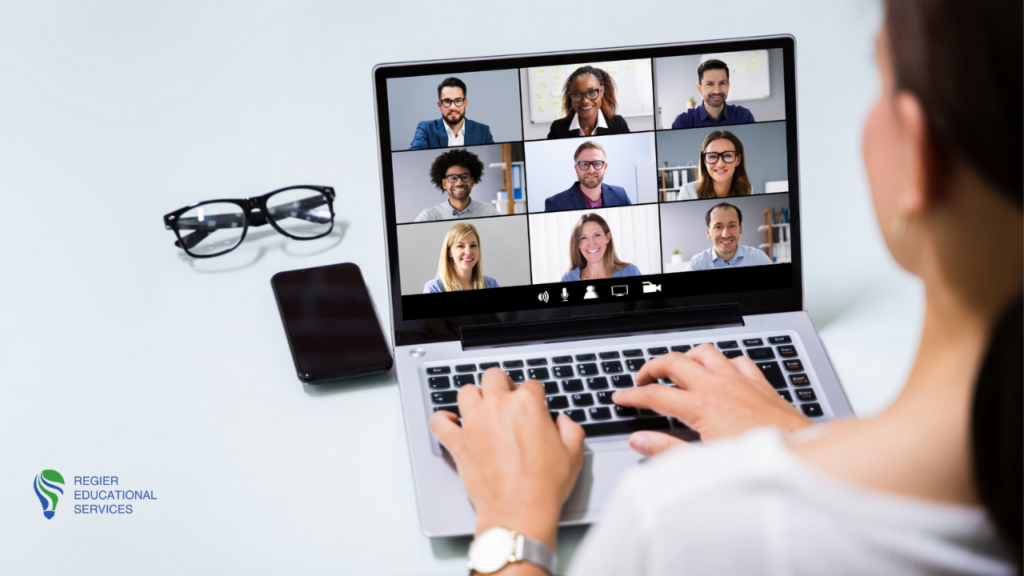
[{"xmin": 631, "ymin": 434, "xmax": 649, "ymax": 455}]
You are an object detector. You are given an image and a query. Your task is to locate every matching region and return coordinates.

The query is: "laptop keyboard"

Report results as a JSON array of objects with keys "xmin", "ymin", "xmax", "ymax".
[{"xmin": 425, "ymin": 333, "xmax": 827, "ymax": 438}]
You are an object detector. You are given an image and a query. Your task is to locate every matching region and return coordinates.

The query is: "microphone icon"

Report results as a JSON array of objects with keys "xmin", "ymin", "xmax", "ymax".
[{"xmin": 561, "ymin": 287, "xmax": 569, "ymax": 302}]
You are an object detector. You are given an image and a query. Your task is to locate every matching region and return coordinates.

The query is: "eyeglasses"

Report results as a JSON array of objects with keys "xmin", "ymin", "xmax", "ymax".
[
  {"xmin": 575, "ymin": 160, "xmax": 606, "ymax": 170},
  {"xmin": 703, "ymin": 151, "xmax": 738, "ymax": 163},
  {"xmin": 163, "ymin": 185, "xmax": 336, "ymax": 258},
  {"xmin": 440, "ymin": 98, "xmax": 466, "ymax": 108},
  {"xmin": 444, "ymin": 173, "xmax": 473, "ymax": 183},
  {"xmin": 569, "ymin": 89, "xmax": 601, "ymax": 103}
]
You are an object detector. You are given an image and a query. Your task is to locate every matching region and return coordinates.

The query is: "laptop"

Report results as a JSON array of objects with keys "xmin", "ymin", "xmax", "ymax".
[{"xmin": 372, "ymin": 35, "xmax": 853, "ymax": 537}]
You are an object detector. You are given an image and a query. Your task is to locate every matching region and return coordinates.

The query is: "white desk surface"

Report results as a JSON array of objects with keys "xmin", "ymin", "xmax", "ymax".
[{"xmin": 1, "ymin": 2, "xmax": 923, "ymax": 574}]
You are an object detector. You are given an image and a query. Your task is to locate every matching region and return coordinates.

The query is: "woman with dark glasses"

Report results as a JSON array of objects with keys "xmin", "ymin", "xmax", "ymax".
[{"xmin": 546, "ymin": 65, "xmax": 631, "ymax": 139}]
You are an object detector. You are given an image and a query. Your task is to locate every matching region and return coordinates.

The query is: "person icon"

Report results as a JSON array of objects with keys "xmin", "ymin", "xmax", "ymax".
[{"xmin": 584, "ymin": 286, "xmax": 599, "ymax": 299}]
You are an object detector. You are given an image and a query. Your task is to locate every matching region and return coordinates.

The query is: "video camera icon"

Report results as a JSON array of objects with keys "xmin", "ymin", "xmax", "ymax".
[{"xmin": 642, "ymin": 281, "xmax": 661, "ymax": 294}]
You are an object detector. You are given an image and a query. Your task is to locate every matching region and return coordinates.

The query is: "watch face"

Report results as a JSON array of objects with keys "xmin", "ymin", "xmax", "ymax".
[{"xmin": 468, "ymin": 527, "xmax": 515, "ymax": 574}]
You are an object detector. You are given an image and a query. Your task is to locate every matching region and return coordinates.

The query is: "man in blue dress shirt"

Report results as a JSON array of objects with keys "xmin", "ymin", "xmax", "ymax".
[
  {"xmin": 671, "ymin": 59, "xmax": 755, "ymax": 129},
  {"xmin": 409, "ymin": 77, "xmax": 495, "ymax": 150},
  {"xmin": 686, "ymin": 202, "xmax": 773, "ymax": 271}
]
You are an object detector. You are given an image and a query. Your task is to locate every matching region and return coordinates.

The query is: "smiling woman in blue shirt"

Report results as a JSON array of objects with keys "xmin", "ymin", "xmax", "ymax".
[
  {"xmin": 561, "ymin": 213, "xmax": 641, "ymax": 281},
  {"xmin": 423, "ymin": 222, "xmax": 500, "ymax": 293},
  {"xmin": 685, "ymin": 202, "xmax": 772, "ymax": 271},
  {"xmin": 671, "ymin": 59, "xmax": 755, "ymax": 129}
]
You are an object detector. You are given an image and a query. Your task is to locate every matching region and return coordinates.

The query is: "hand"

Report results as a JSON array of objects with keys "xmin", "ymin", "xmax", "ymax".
[
  {"xmin": 612, "ymin": 344, "xmax": 813, "ymax": 457},
  {"xmin": 429, "ymin": 367, "xmax": 586, "ymax": 548}
]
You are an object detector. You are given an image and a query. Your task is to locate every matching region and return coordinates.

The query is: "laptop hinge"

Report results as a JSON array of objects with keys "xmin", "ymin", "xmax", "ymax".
[{"xmin": 460, "ymin": 304, "xmax": 744, "ymax": 350}]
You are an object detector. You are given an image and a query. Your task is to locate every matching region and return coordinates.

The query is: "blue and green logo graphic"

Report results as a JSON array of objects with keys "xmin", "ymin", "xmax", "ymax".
[{"xmin": 34, "ymin": 470, "xmax": 65, "ymax": 520}]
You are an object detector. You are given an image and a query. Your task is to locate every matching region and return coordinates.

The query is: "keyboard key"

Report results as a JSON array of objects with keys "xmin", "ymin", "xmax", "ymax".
[
  {"xmin": 453, "ymin": 374, "xmax": 475, "ymax": 387},
  {"xmin": 479, "ymin": 362, "xmax": 499, "ymax": 370},
  {"xmin": 589, "ymin": 407, "xmax": 613, "ymax": 421},
  {"xmin": 578, "ymin": 363, "xmax": 599, "ymax": 376},
  {"xmin": 723, "ymin": 350, "xmax": 743, "ymax": 359},
  {"xmin": 648, "ymin": 347, "xmax": 669, "ymax": 356},
  {"xmin": 528, "ymin": 367, "xmax": 550, "ymax": 381},
  {"xmin": 756, "ymin": 362, "xmax": 787, "ymax": 389},
  {"xmin": 601, "ymin": 361, "xmax": 624, "ymax": 374},
  {"xmin": 747, "ymin": 347, "xmax": 776, "ymax": 360},
  {"xmin": 553, "ymin": 365, "xmax": 574, "ymax": 378},
  {"xmin": 743, "ymin": 338, "xmax": 764, "ymax": 347},
  {"xmin": 611, "ymin": 374, "xmax": 634, "ymax": 388},
  {"xmin": 670, "ymin": 418, "xmax": 692, "ymax": 431},
  {"xmin": 599, "ymin": 351, "xmax": 620, "ymax": 359},
  {"xmin": 789, "ymin": 374, "xmax": 810, "ymax": 387},
  {"xmin": 768, "ymin": 335, "xmax": 792, "ymax": 344},
  {"xmin": 582, "ymin": 417, "xmax": 671, "ymax": 437},
  {"xmin": 431, "ymin": 391, "xmax": 458, "ymax": 404},
  {"xmin": 622, "ymin": 349, "xmax": 644, "ymax": 358},
  {"xmin": 526, "ymin": 358, "xmax": 548, "ymax": 366},
  {"xmin": 796, "ymin": 388, "xmax": 817, "ymax": 402},
  {"xmin": 428, "ymin": 376, "xmax": 451, "ymax": 389},
  {"xmin": 542, "ymin": 381, "xmax": 558, "ymax": 395},
  {"xmin": 614, "ymin": 406, "xmax": 638, "ymax": 418},
  {"xmin": 433, "ymin": 405, "xmax": 460, "ymax": 417},
  {"xmin": 596, "ymin": 391, "xmax": 615, "ymax": 405},
  {"xmin": 502, "ymin": 360, "xmax": 524, "ymax": 368},
  {"xmin": 455, "ymin": 364, "xmax": 476, "ymax": 373},
  {"xmin": 670, "ymin": 345, "xmax": 691, "ymax": 353},
  {"xmin": 572, "ymin": 393, "xmax": 595, "ymax": 407},
  {"xmin": 587, "ymin": 377, "xmax": 609, "ymax": 390},
  {"xmin": 506, "ymin": 370, "xmax": 525, "ymax": 382},
  {"xmin": 553, "ymin": 355, "xmax": 573, "ymax": 364},
  {"xmin": 550, "ymin": 411, "xmax": 559, "ymax": 421},
  {"xmin": 801, "ymin": 403, "xmax": 824, "ymax": 417},
  {"xmin": 777, "ymin": 345, "xmax": 798, "ymax": 358},
  {"xmin": 626, "ymin": 359, "xmax": 646, "ymax": 372},
  {"xmin": 717, "ymin": 341, "xmax": 739, "ymax": 349},
  {"xmin": 778, "ymin": 390, "xmax": 793, "ymax": 403},
  {"xmin": 562, "ymin": 379, "xmax": 584, "ymax": 392},
  {"xmin": 576, "ymin": 353, "xmax": 597, "ymax": 362},
  {"xmin": 565, "ymin": 409, "xmax": 587, "ymax": 423},
  {"xmin": 783, "ymin": 360, "xmax": 804, "ymax": 372},
  {"xmin": 547, "ymin": 396, "xmax": 569, "ymax": 410},
  {"xmin": 426, "ymin": 366, "xmax": 451, "ymax": 375},
  {"xmin": 639, "ymin": 409, "xmax": 658, "ymax": 417}
]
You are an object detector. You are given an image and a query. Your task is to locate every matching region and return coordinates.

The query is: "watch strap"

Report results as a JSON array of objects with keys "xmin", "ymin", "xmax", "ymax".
[{"xmin": 516, "ymin": 533, "xmax": 558, "ymax": 575}]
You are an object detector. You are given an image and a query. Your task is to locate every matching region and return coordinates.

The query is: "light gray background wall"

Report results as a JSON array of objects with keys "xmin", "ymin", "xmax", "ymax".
[
  {"xmin": 386, "ymin": 69, "xmax": 523, "ymax": 151},
  {"xmin": 391, "ymin": 144, "xmax": 525, "ymax": 223},
  {"xmin": 656, "ymin": 121, "xmax": 788, "ymax": 197},
  {"xmin": 660, "ymin": 193, "xmax": 790, "ymax": 265},
  {"xmin": 519, "ymin": 68, "xmax": 655, "ymax": 140},
  {"xmin": 654, "ymin": 48, "xmax": 786, "ymax": 129},
  {"xmin": 396, "ymin": 216, "xmax": 531, "ymax": 294},
  {"xmin": 524, "ymin": 132, "xmax": 657, "ymax": 212}
]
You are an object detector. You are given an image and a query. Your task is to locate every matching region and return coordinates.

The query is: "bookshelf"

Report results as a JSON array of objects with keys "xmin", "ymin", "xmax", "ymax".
[
  {"xmin": 658, "ymin": 165, "xmax": 698, "ymax": 202},
  {"xmin": 758, "ymin": 207, "xmax": 791, "ymax": 263}
]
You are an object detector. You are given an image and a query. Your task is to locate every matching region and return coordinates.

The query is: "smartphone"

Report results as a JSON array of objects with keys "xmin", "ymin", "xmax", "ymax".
[{"xmin": 271, "ymin": 262, "xmax": 393, "ymax": 384}]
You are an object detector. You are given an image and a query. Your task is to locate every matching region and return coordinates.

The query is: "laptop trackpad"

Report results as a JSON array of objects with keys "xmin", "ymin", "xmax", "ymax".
[{"xmin": 562, "ymin": 444, "xmax": 643, "ymax": 514}]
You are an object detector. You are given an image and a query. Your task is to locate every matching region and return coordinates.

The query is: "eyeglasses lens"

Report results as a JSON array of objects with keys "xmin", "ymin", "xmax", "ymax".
[
  {"xmin": 177, "ymin": 202, "xmax": 247, "ymax": 257},
  {"xmin": 266, "ymin": 189, "xmax": 334, "ymax": 239}
]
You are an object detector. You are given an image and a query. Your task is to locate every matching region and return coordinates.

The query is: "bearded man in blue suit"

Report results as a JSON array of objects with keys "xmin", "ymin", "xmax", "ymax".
[{"xmin": 409, "ymin": 77, "xmax": 495, "ymax": 150}]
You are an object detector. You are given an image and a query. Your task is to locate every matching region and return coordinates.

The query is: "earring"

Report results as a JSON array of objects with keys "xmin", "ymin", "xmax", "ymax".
[{"xmin": 891, "ymin": 207, "xmax": 909, "ymax": 237}]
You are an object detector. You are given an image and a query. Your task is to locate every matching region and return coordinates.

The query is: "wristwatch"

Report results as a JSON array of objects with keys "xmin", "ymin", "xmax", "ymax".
[{"xmin": 467, "ymin": 526, "xmax": 558, "ymax": 575}]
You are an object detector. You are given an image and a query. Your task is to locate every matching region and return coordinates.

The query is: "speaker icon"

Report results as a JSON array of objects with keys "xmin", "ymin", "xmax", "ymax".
[{"xmin": 538, "ymin": 291, "xmax": 550, "ymax": 303}]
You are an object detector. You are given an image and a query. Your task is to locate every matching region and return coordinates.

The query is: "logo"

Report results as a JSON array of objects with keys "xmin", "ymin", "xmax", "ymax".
[
  {"xmin": 537, "ymin": 291, "xmax": 549, "ymax": 303},
  {"xmin": 643, "ymin": 281, "xmax": 662, "ymax": 293},
  {"xmin": 34, "ymin": 469, "xmax": 65, "ymax": 520}
]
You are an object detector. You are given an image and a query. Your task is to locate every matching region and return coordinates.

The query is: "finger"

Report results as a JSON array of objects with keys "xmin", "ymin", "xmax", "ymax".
[
  {"xmin": 480, "ymin": 366, "xmax": 516, "ymax": 395},
  {"xmin": 428, "ymin": 410, "xmax": 463, "ymax": 455},
  {"xmin": 612, "ymin": 384, "xmax": 699, "ymax": 421},
  {"xmin": 635, "ymin": 353, "xmax": 708, "ymax": 389},
  {"xmin": 516, "ymin": 378, "xmax": 547, "ymax": 404},
  {"xmin": 729, "ymin": 355, "xmax": 766, "ymax": 382},
  {"xmin": 555, "ymin": 413, "xmax": 586, "ymax": 458},
  {"xmin": 629, "ymin": 431, "xmax": 688, "ymax": 457},
  {"xmin": 457, "ymin": 379, "xmax": 483, "ymax": 413},
  {"xmin": 686, "ymin": 343, "xmax": 735, "ymax": 371}
]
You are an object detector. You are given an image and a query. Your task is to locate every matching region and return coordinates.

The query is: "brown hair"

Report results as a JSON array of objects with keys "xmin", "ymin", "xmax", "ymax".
[
  {"xmin": 436, "ymin": 222, "xmax": 485, "ymax": 292},
  {"xmin": 697, "ymin": 58, "xmax": 730, "ymax": 83},
  {"xmin": 573, "ymin": 140, "xmax": 606, "ymax": 161},
  {"xmin": 568, "ymin": 213, "xmax": 628, "ymax": 276},
  {"xmin": 561, "ymin": 66, "xmax": 618, "ymax": 121},
  {"xmin": 886, "ymin": 0, "xmax": 1022, "ymax": 568},
  {"xmin": 705, "ymin": 202, "xmax": 742, "ymax": 227},
  {"xmin": 696, "ymin": 130, "xmax": 751, "ymax": 199}
]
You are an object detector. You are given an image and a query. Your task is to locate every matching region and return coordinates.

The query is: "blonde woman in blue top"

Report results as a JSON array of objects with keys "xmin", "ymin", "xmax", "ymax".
[
  {"xmin": 423, "ymin": 222, "xmax": 499, "ymax": 293},
  {"xmin": 561, "ymin": 213, "xmax": 640, "ymax": 282}
]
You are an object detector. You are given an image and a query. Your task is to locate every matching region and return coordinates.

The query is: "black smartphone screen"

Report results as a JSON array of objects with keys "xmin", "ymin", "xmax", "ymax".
[{"xmin": 271, "ymin": 262, "xmax": 393, "ymax": 383}]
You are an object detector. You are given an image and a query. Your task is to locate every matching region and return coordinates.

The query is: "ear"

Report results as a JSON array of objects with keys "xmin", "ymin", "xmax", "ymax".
[
  {"xmin": 706, "ymin": 227, "xmax": 712, "ymax": 239},
  {"xmin": 695, "ymin": 82, "xmax": 703, "ymax": 96},
  {"xmin": 893, "ymin": 91, "xmax": 932, "ymax": 216}
]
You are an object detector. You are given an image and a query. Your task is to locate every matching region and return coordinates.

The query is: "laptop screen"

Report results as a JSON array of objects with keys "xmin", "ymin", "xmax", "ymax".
[{"xmin": 374, "ymin": 37, "xmax": 802, "ymax": 344}]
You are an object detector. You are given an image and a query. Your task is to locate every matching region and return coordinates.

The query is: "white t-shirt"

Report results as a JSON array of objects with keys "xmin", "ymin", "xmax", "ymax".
[{"xmin": 568, "ymin": 427, "xmax": 1012, "ymax": 576}]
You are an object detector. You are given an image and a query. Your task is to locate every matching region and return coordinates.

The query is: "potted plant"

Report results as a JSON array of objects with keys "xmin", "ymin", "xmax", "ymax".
[{"xmin": 671, "ymin": 248, "xmax": 683, "ymax": 264}]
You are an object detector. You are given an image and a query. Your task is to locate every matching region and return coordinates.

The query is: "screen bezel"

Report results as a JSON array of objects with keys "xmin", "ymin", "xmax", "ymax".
[{"xmin": 373, "ymin": 35, "xmax": 803, "ymax": 346}]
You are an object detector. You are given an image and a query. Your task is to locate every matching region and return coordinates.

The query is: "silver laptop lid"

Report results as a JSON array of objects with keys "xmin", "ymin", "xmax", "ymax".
[{"xmin": 373, "ymin": 36, "xmax": 803, "ymax": 348}]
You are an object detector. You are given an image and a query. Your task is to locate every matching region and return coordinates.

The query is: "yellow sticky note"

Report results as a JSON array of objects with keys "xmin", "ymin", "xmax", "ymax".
[
  {"xmin": 552, "ymin": 87, "xmax": 560, "ymax": 97},
  {"xmin": 535, "ymin": 67, "xmax": 546, "ymax": 76},
  {"xmin": 538, "ymin": 80, "xmax": 548, "ymax": 90},
  {"xmin": 535, "ymin": 92, "xmax": 544, "ymax": 101},
  {"xmin": 549, "ymin": 98, "xmax": 560, "ymax": 108},
  {"xmin": 552, "ymin": 74, "xmax": 563, "ymax": 84},
  {"xmin": 627, "ymin": 60, "xmax": 638, "ymax": 68},
  {"xmin": 537, "ymin": 104, "xmax": 546, "ymax": 114},
  {"xmin": 608, "ymin": 62, "xmax": 619, "ymax": 73},
  {"xmin": 552, "ymin": 65, "xmax": 563, "ymax": 71}
]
